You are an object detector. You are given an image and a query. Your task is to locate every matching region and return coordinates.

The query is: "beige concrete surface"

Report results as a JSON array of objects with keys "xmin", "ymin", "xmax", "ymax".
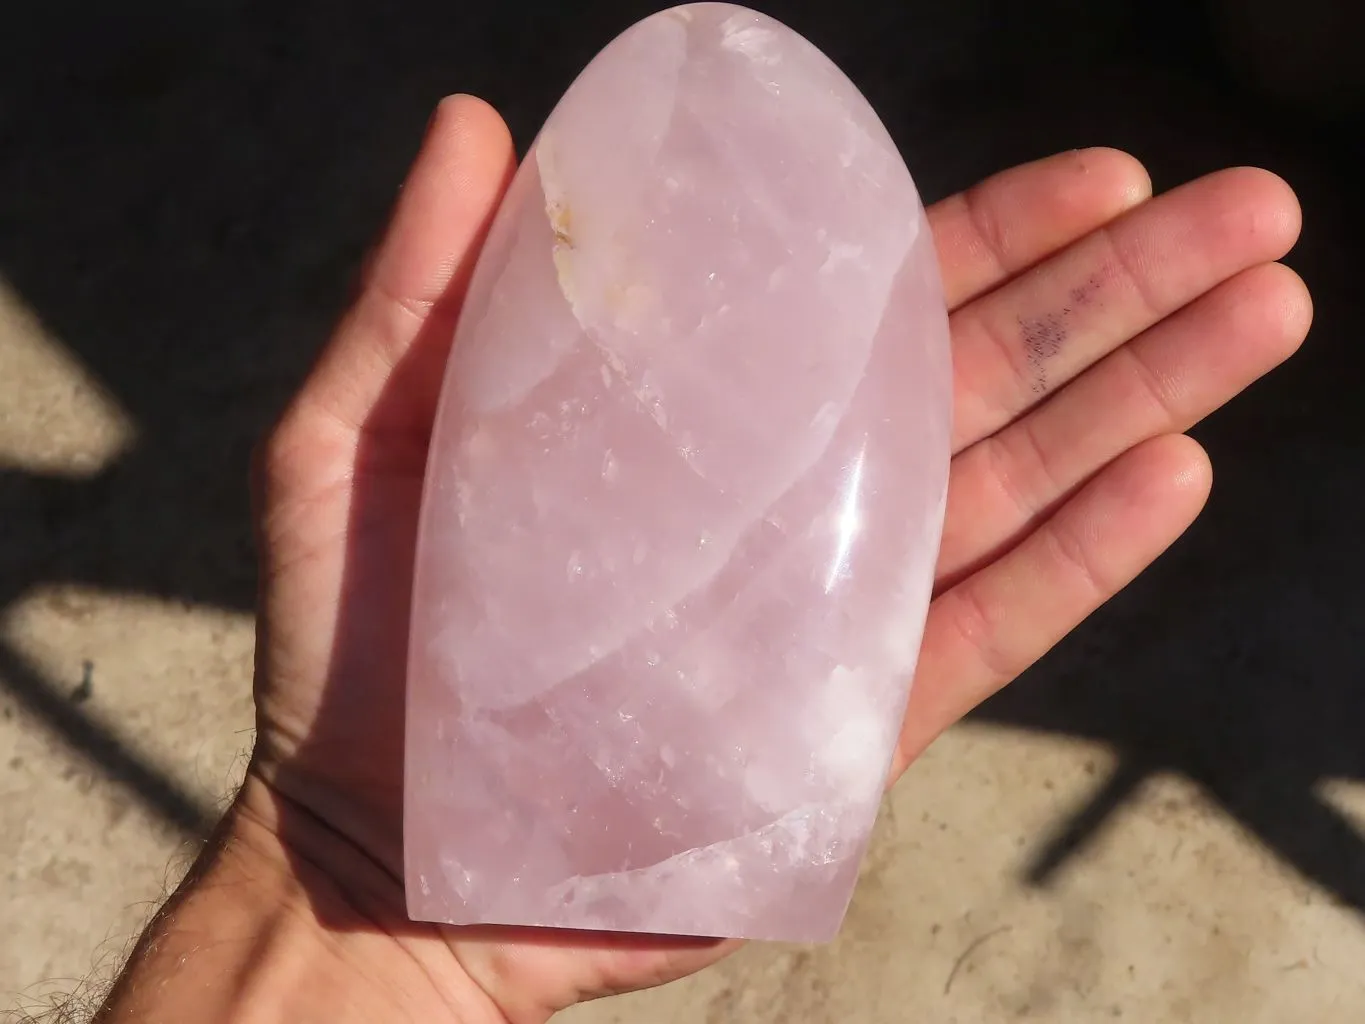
[
  {"xmin": 567, "ymin": 730, "xmax": 1365, "ymax": 1023},
  {"xmin": 1, "ymin": 289, "xmax": 256, "ymax": 1014},
  {"xmin": 1, "ymin": 589, "xmax": 253, "ymax": 1016},
  {"xmin": 3, "ymin": 279, "xmax": 1364, "ymax": 1019}
]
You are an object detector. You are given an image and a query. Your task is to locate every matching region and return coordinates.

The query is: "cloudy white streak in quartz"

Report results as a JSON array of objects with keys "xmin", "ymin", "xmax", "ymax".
[
  {"xmin": 404, "ymin": 2, "xmax": 952, "ymax": 942},
  {"xmin": 473, "ymin": 803, "xmax": 849, "ymax": 935}
]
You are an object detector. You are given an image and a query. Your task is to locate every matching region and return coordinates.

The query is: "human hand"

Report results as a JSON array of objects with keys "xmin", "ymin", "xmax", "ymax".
[{"xmin": 241, "ymin": 95, "xmax": 1308, "ymax": 1021}]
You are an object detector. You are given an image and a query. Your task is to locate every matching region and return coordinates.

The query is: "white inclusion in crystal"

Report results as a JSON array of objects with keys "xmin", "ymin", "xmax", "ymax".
[
  {"xmin": 810, "ymin": 400, "xmax": 841, "ymax": 436},
  {"xmin": 535, "ymin": 804, "xmax": 846, "ymax": 920},
  {"xmin": 819, "ymin": 242, "xmax": 864, "ymax": 274},
  {"xmin": 745, "ymin": 760, "xmax": 794, "ymax": 813},
  {"xmin": 440, "ymin": 856, "xmax": 478, "ymax": 901},
  {"xmin": 824, "ymin": 440, "xmax": 868, "ymax": 592},
  {"xmin": 720, "ymin": 20, "xmax": 780, "ymax": 65},
  {"xmin": 819, "ymin": 671, "xmax": 887, "ymax": 794},
  {"xmin": 636, "ymin": 370, "xmax": 668, "ymax": 430},
  {"xmin": 823, "ymin": 716, "xmax": 882, "ymax": 783},
  {"xmin": 601, "ymin": 450, "xmax": 619, "ymax": 482}
]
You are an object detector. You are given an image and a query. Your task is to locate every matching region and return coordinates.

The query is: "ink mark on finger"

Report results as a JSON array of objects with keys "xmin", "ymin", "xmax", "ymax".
[
  {"xmin": 1069, "ymin": 271, "xmax": 1105, "ymax": 309},
  {"xmin": 1018, "ymin": 271, "xmax": 1106, "ymax": 393},
  {"xmin": 1019, "ymin": 311, "xmax": 1066, "ymax": 393}
]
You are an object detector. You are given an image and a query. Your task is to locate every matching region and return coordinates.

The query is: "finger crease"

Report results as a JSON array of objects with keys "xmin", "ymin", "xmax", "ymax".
[
  {"xmin": 1007, "ymin": 414, "xmax": 1066, "ymax": 517},
  {"xmin": 1097, "ymin": 222, "xmax": 1163, "ymax": 322},
  {"xmin": 982, "ymin": 430, "xmax": 1042, "ymax": 524},
  {"xmin": 960, "ymin": 184, "xmax": 1012, "ymax": 281},
  {"xmin": 369, "ymin": 273, "xmax": 439, "ymax": 325},
  {"xmin": 1043, "ymin": 513, "xmax": 1111, "ymax": 603},
  {"xmin": 1115, "ymin": 341, "xmax": 1179, "ymax": 425},
  {"xmin": 962, "ymin": 306, "xmax": 1036, "ymax": 419},
  {"xmin": 941, "ymin": 580, "xmax": 1017, "ymax": 688}
]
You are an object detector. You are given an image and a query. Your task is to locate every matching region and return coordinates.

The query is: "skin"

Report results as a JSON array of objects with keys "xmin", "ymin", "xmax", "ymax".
[{"xmin": 92, "ymin": 94, "xmax": 1310, "ymax": 1023}]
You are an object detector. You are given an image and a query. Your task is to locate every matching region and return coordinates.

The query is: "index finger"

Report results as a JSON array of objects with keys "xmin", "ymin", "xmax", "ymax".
[
  {"xmin": 289, "ymin": 95, "xmax": 516, "ymax": 438},
  {"xmin": 929, "ymin": 147, "xmax": 1152, "ymax": 310}
]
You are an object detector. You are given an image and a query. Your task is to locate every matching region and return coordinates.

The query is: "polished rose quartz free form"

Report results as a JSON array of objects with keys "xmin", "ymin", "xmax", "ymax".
[{"xmin": 405, "ymin": 2, "xmax": 952, "ymax": 942}]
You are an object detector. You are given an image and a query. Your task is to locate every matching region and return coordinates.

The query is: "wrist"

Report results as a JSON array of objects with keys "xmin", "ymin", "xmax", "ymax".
[
  {"xmin": 96, "ymin": 774, "xmax": 510, "ymax": 1024},
  {"xmin": 231, "ymin": 772, "xmax": 514, "ymax": 1023}
]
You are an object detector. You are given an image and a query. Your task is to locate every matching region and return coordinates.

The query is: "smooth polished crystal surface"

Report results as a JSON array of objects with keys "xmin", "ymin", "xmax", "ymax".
[{"xmin": 404, "ymin": 2, "xmax": 951, "ymax": 942}]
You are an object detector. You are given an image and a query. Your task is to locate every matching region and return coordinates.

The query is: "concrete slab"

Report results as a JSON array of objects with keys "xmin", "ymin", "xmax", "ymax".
[{"xmin": 565, "ymin": 728, "xmax": 1365, "ymax": 1023}]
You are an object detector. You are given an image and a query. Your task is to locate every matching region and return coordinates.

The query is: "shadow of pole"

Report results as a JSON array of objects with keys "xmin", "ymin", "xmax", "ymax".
[
  {"xmin": 1024, "ymin": 755, "xmax": 1155, "ymax": 887},
  {"xmin": 0, "ymin": 638, "xmax": 213, "ymax": 837}
]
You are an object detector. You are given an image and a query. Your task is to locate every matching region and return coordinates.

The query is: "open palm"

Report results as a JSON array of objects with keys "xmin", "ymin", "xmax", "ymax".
[{"xmin": 241, "ymin": 96, "xmax": 1308, "ymax": 1022}]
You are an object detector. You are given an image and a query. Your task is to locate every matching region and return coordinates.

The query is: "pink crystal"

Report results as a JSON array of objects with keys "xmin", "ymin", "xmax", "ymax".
[{"xmin": 404, "ymin": 2, "xmax": 951, "ymax": 942}]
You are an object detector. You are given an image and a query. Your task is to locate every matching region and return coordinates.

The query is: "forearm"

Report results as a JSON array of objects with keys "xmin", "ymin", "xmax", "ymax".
[{"xmin": 93, "ymin": 780, "xmax": 505, "ymax": 1024}]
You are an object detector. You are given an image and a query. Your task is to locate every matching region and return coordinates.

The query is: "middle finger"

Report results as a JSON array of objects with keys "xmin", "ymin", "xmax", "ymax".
[{"xmin": 947, "ymin": 166, "xmax": 1301, "ymax": 452}]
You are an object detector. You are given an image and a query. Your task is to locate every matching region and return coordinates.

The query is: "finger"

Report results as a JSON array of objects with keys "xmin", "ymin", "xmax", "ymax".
[
  {"xmin": 949, "ymin": 167, "xmax": 1302, "ymax": 451},
  {"xmin": 928, "ymin": 148, "xmax": 1152, "ymax": 310},
  {"xmin": 288, "ymin": 95, "xmax": 515, "ymax": 438},
  {"xmin": 890, "ymin": 434, "xmax": 1212, "ymax": 777},
  {"xmin": 938, "ymin": 261, "xmax": 1311, "ymax": 583}
]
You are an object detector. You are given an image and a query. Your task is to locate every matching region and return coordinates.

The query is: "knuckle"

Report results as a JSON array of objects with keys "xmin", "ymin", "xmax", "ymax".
[{"xmin": 943, "ymin": 580, "xmax": 1016, "ymax": 687}]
